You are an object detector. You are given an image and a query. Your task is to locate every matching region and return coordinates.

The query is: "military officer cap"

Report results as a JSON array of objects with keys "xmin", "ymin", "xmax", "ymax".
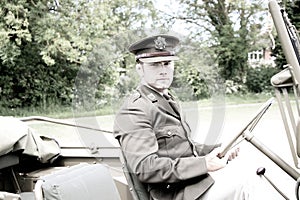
[{"xmin": 128, "ymin": 34, "xmax": 180, "ymax": 63}]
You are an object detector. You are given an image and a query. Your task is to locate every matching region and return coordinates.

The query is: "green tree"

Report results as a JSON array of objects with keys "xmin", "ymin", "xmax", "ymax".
[
  {"xmin": 245, "ymin": 64, "xmax": 279, "ymax": 93},
  {"xmin": 271, "ymin": 0, "xmax": 300, "ymax": 69},
  {"xmin": 0, "ymin": 0, "xmax": 157, "ymax": 110},
  {"xmin": 172, "ymin": 0, "xmax": 266, "ymax": 82},
  {"xmin": 172, "ymin": 37, "xmax": 221, "ymax": 100}
]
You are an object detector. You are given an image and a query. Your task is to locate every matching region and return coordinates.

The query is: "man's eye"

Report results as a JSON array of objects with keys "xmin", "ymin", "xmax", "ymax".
[{"xmin": 150, "ymin": 61, "xmax": 171, "ymax": 67}]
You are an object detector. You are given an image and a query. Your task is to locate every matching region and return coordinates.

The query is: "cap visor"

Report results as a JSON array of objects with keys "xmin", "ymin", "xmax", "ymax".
[{"xmin": 139, "ymin": 56, "xmax": 179, "ymax": 63}]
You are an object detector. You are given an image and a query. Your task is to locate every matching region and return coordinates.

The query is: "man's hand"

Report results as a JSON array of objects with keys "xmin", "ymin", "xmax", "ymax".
[
  {"xmin": 205, "ymin": 147, "xmax": 240, "ymax": 172},
  {"xmin": 226, "ymin": 147, "xmax": 240, "ymax": 161},
  {"xmin": 205, "ymin": 153, "xmax": 227, "ymax": 172}
]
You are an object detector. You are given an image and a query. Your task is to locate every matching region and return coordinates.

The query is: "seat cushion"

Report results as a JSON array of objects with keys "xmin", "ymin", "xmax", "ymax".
[{"xmin": 41, "ymin": 163, "xmax": 121, "ymax": 200}]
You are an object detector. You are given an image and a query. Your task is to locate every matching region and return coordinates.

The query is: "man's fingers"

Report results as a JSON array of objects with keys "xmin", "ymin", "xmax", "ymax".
[{"xmin": 225, "ymin": 147, "xmax": 240, "ymax": 162}]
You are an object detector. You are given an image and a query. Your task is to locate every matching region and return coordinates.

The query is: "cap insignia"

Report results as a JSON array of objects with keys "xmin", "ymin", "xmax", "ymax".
[{"xmin": 154, "ymin": 36, "xmax": 166, "ymax": 50}]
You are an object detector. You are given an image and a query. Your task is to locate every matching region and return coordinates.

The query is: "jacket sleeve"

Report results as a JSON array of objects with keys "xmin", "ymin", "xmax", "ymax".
[
  {"xmin": 113, "ymin": 98, "xmax": 209, "ymax": 184},
  {"xmin": 193, "ymin": 142, "xmax": 222, "ymax": 156}
]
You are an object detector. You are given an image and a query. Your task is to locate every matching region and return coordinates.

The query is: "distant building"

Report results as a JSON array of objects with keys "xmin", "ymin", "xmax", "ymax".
[{"xmin": 248, "ymin": 47, "xmax": 275, "ymax": 67}]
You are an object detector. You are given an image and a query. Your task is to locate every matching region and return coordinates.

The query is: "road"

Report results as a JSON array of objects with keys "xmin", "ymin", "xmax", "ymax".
[{"xmin": 182, "ymin": 100, "xmax": 299, "ymax": 199}]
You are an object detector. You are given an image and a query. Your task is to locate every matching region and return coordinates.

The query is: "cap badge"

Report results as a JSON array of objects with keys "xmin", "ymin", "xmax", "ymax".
[{"xmin": 154, "ymin": 36, "xmax": 166, "ymax": 50}]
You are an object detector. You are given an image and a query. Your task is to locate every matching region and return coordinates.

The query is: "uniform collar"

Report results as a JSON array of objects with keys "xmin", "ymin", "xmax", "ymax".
[
  {"xmin": 139, "ymin": 84, "xmax": 162, "ymax": 102},
  {"xmin": 138, "ymin": 84, "xmax": 180, "ymax": 119}
]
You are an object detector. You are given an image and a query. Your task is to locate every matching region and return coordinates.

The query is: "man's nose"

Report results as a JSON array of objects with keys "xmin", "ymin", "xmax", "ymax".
[{"xmin": 158, "ymin": 63, "xmax": 168, "ymax": 74}]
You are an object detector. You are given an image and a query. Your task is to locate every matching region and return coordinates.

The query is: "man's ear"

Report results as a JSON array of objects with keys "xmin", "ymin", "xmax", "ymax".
[{"xmin": 136, "ymin": 63, "xmax": 144, "ymax": 77}]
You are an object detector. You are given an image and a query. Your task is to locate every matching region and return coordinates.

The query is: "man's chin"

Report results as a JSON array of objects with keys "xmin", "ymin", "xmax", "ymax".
[
  {"xmin": 154, "ymin": 82, "xmax": 171, "ymax": 89},
  {"xmin": 152, "ymin": 85, "xmax": 169, "ymax": 91}
]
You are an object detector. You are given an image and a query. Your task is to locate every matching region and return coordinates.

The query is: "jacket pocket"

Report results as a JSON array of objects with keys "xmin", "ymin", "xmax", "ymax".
[{"xmin": 155, "ymin": 125, "xmax": 187, "ymax": 158}]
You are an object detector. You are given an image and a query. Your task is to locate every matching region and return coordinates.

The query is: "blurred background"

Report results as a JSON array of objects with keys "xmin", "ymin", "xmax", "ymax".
[{"xmin": 0, "ymin": 0, "xmax": 299, "ymax": 118}]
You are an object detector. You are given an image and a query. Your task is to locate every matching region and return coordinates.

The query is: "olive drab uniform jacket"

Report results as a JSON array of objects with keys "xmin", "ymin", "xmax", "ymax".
[{"xmin": 114, "ymin": 85, "xmax": 217, "ymax": 200}]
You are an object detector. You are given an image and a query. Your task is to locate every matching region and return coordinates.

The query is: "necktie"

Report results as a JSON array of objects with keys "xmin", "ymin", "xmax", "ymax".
[{"xmin": 163, "ymin": 93, "xmax": 181, "ymax": 117}]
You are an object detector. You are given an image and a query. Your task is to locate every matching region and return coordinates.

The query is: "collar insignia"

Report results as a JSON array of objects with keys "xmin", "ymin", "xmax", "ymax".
[
  {"xmin": 154, "ymin": 36, "xmax": 166, "ymax": 50},
  {"xmin": 147, "ymin": 93, "xmax": 157, "ymax": 102}
]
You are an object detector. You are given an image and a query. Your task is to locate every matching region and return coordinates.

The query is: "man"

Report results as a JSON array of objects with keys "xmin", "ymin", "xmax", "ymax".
[{"xmin": 113, "ymin": 34, "xmax": 271, "ymax": 200}]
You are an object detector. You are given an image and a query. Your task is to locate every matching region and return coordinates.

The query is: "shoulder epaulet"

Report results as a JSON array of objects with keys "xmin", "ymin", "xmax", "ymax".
[
  {"xmin": 137, "ymin": 85, "xmax": 158, "ymax": 103},
  {"xmin": 131, "ymin": 91, "xmax": 141, "ymax": 102},
  {"xmin": 146, "ymin": 93, "xmax": 158, "ymax": 103}
]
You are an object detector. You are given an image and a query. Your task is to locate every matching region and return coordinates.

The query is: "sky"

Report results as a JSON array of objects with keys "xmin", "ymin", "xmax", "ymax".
[{"xmin": 152, "ymin": 0, "xmax": 190, "ymax": 35}]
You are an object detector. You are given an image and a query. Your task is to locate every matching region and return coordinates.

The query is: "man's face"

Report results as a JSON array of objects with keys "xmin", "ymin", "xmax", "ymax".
[{"xmin": 138, "ymin": 61, "xmax": 175, "ymax": 92}]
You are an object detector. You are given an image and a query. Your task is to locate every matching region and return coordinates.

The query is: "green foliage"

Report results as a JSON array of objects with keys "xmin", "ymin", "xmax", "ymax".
[
  {"xmin": 73, "ymin": 42, "xmax": 119, "ymax": 112},
  {"xmin": 0, "ymin": 0, "xmax": 157, "ymax": 112},
  {"xmin": 176, "ymin": 0, "xmax": 265, "ymax": 82},
  {"xmin": 172, "ymin": 38, "xmax": 223, "ymax": 100},
  {"xmin": 272, "ymin": 0, "xmax": 300, "ymax": 69},
  {"xmin": 245, "ymin": 64, "xmax": 280, "ymax": 93},
  {"xmin": 2, "ymin": 0, "xmax": 297, "ymax": 114},
  {"xmin": 225, "ymin": 80, "xmax": 247, "ymax": 94}
]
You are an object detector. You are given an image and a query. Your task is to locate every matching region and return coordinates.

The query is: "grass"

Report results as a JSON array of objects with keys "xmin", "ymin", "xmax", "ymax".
[
  {"xmin": 1, "ymin": 92, "xmax": 275, "ymax": 119},
  {"xmin": 181, "ymin": 92, "xmax": 274, "ymax": 109},
  {"xmin": 1, "ymin": 103, "xmax": 113, "ymax": 119},
  {"xmin": 224, "ymin": 92, "xmax": 274, "ymax": 104}
]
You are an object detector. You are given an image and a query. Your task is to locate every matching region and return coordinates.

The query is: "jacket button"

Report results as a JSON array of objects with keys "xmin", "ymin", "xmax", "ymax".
[{"xmin": 166, "ymin": 184, "xmax": 170, "ymax": 189}]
